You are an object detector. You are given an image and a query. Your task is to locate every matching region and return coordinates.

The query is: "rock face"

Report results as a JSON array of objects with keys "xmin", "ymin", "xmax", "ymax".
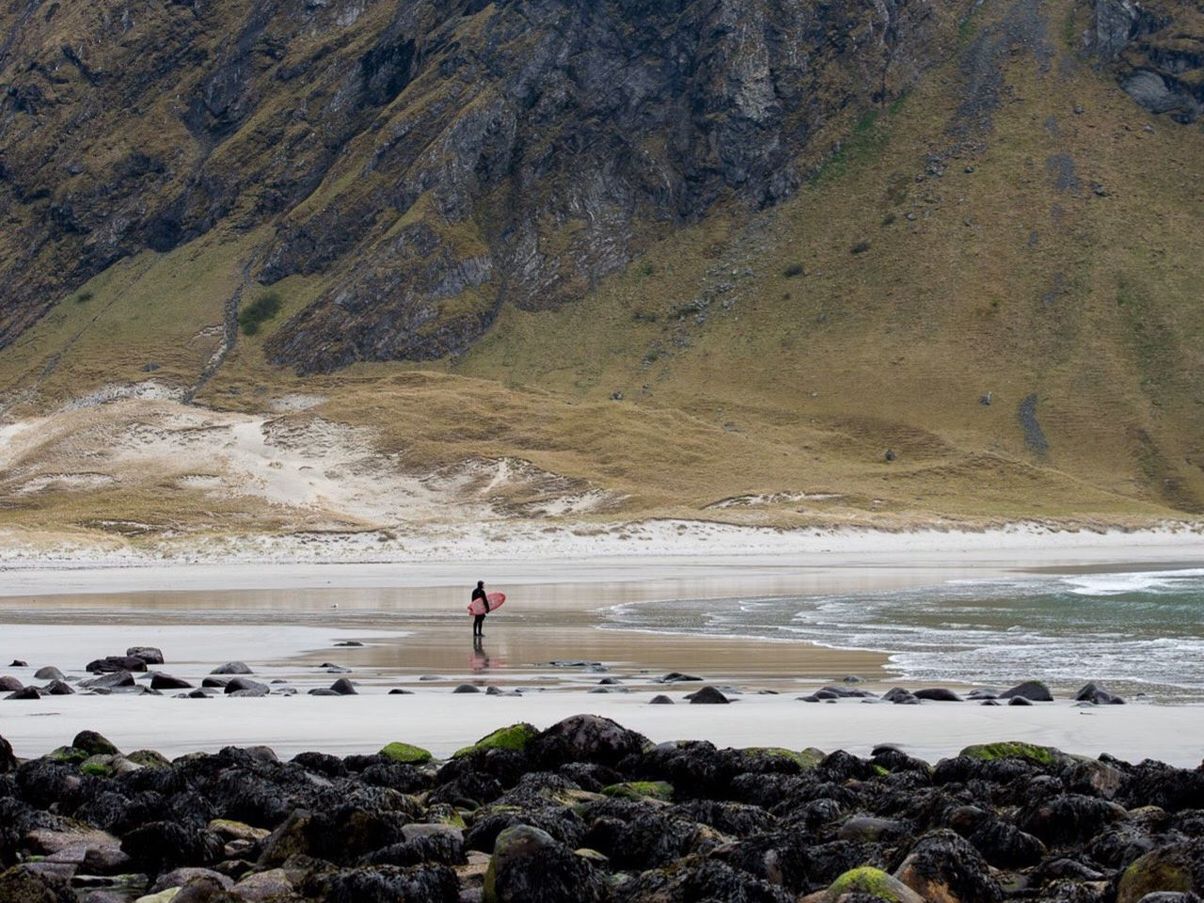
[
  {"xmin": 0, "ymin": 0, "xmax": 971, "ymax": 366},
  {"xmin": 1090, "ymin": 0, "xmax": 1203, "ymax": 123}
]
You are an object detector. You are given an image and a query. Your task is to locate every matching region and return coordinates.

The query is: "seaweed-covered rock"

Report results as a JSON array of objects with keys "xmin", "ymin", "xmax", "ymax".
[
  {"xmin": 483, "ymin": 825, "xmax": 607, "ymax": 903},
  {"xmin": 0, "ymin": 865, "xmax": 75, "ymax": 903},
  {"xmin": 893, "ymin": 829, "xmax": 1003, "ymax": 902},
  {"xmin": 0, "ymin": 737, "xmax": 13, "ymax": 774},
  {"xmin": 530, "ymin": 715, "xmax": 649, "ymax": 768},
  {"xmin": 1019, "ymin": 794, "xmax": 1129, "ymax": 847},
  {"xmin": 1116, "ymin": 842, "xmax": 1204, "ymax": 903},
  {"xmin": 301, "ymin": 863, "xmax": 459, "ymax": 903}
]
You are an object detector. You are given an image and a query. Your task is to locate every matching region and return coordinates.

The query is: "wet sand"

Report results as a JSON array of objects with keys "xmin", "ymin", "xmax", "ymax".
[{"xmin": 3, "ymin": 545, "xmax": 1203, "ymax": 764}]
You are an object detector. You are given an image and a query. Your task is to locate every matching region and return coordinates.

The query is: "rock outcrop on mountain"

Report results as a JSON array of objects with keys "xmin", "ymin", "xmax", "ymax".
[
  {"xmin": 1090, "ymin": 0, "xmax": 1203, "ymax": 122},
  {"xmin": 0, "ymin": 0, "xmax": 979, "ymax": 371}
]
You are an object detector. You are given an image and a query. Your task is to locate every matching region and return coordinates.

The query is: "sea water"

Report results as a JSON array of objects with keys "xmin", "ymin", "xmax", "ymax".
[{"xmin": 606, "ymin": 566, "xmax": 1204, "ymax": 701}]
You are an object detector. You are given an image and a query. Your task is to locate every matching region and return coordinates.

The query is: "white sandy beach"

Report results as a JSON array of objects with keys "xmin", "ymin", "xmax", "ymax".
[{"xmin": 1, "ymin": 527, "xmax": 1202, "ymax": 766}]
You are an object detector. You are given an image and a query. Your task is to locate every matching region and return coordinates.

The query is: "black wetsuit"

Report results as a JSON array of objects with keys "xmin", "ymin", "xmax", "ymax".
[{"xmin": 472, "ymin": 587, "xmax": 490, "ymax": 636}]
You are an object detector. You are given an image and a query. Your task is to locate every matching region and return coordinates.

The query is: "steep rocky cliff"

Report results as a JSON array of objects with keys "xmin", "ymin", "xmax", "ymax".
[
  {"xmin": 0, "ymin": 0, "xmax": 1201, "ymax": 541},
  {"xmin": 0, "ymin": 0, "xmax": 986, "ymax": 371}
]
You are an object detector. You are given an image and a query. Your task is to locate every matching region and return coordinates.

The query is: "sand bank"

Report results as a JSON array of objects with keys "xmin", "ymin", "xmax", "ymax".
[{"xmin": 4, "ymin": 692, "xmax": 1202, "ymax": 767}]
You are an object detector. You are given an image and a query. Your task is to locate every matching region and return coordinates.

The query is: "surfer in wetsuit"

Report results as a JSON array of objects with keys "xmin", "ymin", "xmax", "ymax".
[{"xmin": 471, "ymin": 580, "xmax": 490, "ymax": 637}]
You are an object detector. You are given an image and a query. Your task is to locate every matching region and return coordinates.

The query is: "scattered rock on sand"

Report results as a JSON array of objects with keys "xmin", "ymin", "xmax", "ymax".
[
  {"xmin": 686, "ymin": 686, "xmax": 730, "ymax": 704},
  {"xmin": 1008, "ymin": 696, "xmax": 1033, "ymax": 706},
  {"xmin": 659, "ymin": 672, "xmax": 702, "ymax": 683},
  {"xmin": 389, "ymin": 688, "xmax": 414, "ymax": 695},
  {"xmin": 0, "ymin": 676, "xmax": 22, "ymax": 692},
  {"xmin": 224, "ymin": 678, "xmax": 269, "ymax": 696},
  {"xmin": 127, "ymin": 646, "xmax": 165, "ymax": 665},
  {"xmin": 1000, "ymin": 680, "xmax": 1053, "ymax": 702},
  {"xmin": 7, "ymin": 660, "xmax": 26, "ymax": 667},
  {"xmin": 649, "ymin": 695, "xmax": 674, "ymax": 704},
  {"xmin": 79, "ymin": 671, "xmax": 129, "ymax": 691},
  {"xmin": 914, "ymin": 688, "xmax": 963, "ymax": 702},
  {"xmin": 7, "ymin": 686, "xmax": 41, "ymax": 700},
  {"xmin": 453, "ymin": 684, "xmax": 481, "ymax": 694},
  {"xmin": 33, "ymin": 666, "xmax": 64, "ymax": 681},
  {"xmin": 86, "ymin": 655, "xmax": 148, "ymax": 674},
  {"xmin": 210, "ymin": 662, "xmax": 253, "ymax": 675},
  {"xmin": 1075, "ymin": 681, "xmax": 1126, "ymax": 705},
  {"xmin": 330, "ymin": 678, "xmax": 357, "ymax": 695},
  {"xmin": 150, "ymin": 674, "xmax": 193, "ymax": 690},
  {"xmin": 334, "ymin": 641, "xmax": 364, "ymax": 647}
]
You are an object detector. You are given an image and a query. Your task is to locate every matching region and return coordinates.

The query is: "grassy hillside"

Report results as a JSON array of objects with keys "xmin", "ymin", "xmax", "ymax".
[{"xmin": 0, "ymin": 0, "xmax": 1201, "ymax": 542}]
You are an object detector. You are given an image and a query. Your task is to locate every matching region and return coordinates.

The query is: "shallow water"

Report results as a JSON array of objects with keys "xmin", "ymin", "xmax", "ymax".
[{"xmin": 604, "ymin": 566, "xmax": 1204, "ymax": 701}]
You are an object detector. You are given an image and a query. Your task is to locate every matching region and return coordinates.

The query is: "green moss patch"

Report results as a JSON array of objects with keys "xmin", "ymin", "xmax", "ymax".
[
  {"xmin": 829, "ymin": 866, "xmax": 909, "ymax": 901},
  {"xmin": 601, "ymin": 781, "xmax": 674, "ymax": 802},
  {"xmin": 959, "ymin": 742, "xmax": 1061, "ymax": 766},
  {"xmin": 742, "ymin": 746, "xmax": 825, "ymax": 769},
  {"xmin": 453, "ymin": 723, "xmax": 538, "ymax": 758},
  {"xmin": 380, "ymin": 742, "xmax": 433, "ymax": 765}
]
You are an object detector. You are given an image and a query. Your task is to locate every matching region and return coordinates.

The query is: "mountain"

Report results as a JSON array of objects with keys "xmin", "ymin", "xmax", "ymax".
[{"xmin": 0, "ymin": 0, "xmax": 1201, "ymax": 547}]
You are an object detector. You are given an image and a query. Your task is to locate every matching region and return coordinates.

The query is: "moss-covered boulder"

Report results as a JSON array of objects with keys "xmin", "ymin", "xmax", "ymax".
[
  {"xmin": 825, "ymin": 866, "xmax": 924, "ymax": 902},
  {"xmin": 126, "ymin": 749, "xmax": 171, "ymax": 769},
  {"xmin": 1116, "ymin": 846, "xmax": 1196, "ymax": 903},
  {"xmin": 958, "ymin": 741, "xmax": 1061, "ymax": 766},
  {"xmin": 46, "ymin": 746, "xmax": 88, "ymax": 765},
  {"xmin": 380, "ymin": 742, "xmax": 433, "ymax": 765},
  {"xmin": 72, "ymin": 730, "xmax": 119, "ymax": 757},
  {"xmin": 742, "ymin": 746, "xmax": 825, "ymax": 769},
  {"xmin": 454, "ymin": 723, "xmax": 539, "ymax": 758},
  {"xmin": 600, "ymin": 781, "xmax": 674, "ymax": 802}
]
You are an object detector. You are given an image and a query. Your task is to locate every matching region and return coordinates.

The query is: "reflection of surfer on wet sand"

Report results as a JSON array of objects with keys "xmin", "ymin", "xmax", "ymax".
[{"xmin": 470, "ymin": 635, "xmax": 490, "ymax": 671}]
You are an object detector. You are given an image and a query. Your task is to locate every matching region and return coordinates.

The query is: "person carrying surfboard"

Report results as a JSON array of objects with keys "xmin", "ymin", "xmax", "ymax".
[{"xmin": 471, "ymin": 580, "xmax": 490, "ymax": 637}]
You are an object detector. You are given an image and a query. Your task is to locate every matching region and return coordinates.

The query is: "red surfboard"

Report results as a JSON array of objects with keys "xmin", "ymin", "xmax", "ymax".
[{"xmin": 467, "ymin": 592, "xmax": 506, "ymax": 616}]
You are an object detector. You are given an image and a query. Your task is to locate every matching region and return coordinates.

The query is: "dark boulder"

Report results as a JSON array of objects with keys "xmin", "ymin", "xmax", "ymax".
[
  {"xmin": 150, "ymin": 674, "xmax": 193, "ymax": 690},
  {"xmin": 80, "ymin": 672, "xmax": 135, "ymax": 690},
  {"xmin": 121, "ymin": 821, "xmax": 223, "ymax": 874},
  {"xmin": 85, "ymin": 656, "xmax": 148, "ymax": 674},
  {"xmin": 999, "ymin": 680, "xmax": 1053, "ymax": 701},
  {"xmin": 210, "ymin": 662, "xmax": 253, "ymax": 675},
  {"xmin": 43, "ymin": 681, "xmax": 74, "ymax": 696},
  {"xmin": 5, "ymin": 687, "xmax": 39, "ymax": 700},
  {"xmin": 1020, "ymin": 794, "xmax": 1129, "ymax": 847},
  {"xmin": 965, "ymin": 817, "xmax": 1047, "ymax": 868},
  {"xmin": 687, "ymin": 686, "xmax": 731, "ymax": 704},
  {"xmin": 331, "ymin": 678, "xmax": 357, "ymax": 695},
  {"xmin": 649, "ymin": 695, "xmax": 674, "ymax": 704},
  {"xmin": 0, "ymin": 737, "xmax": 13, "ymax": 773},
  {"xmin": 0, "ymin": 678, "xmax": 22, "ymax": 692},
  {"xmin": 126, "ymin": 647, "xmax": 165, "ymax": 666},
  {"xmin": 530, "ymin": 715, "xmax": 648, "ymax": 768},
  {"xmin": 301, "ymin": 864, "xmax": 459, "ymax": 903},
  {"xmin": 1075, "ymin": 681, "xmax": 1125, "ymax": 705},
  {"xmin": 617, "ymin": 858, "xmax": 793, "ymax": 902},
  {"xmin": 0, "ymin": 864, "xmax": 75, "ymax": 903},
  {"xmin": 913, "ymin": 688, "xmax": 962, "ymax": 702},
  {"xmin": 894, "ymin": 829, "xmax": 1003, "ymax": 902},
  {"xmin": 32, "ymin": 668, "xmax": 64, "ymax": 682},
  {"xmin": 73, "ymin": 732, "xmax": 119, "ymax": 756},
  {"xmin": 223, "ymin": 678, "xmax": 269, "ymax": 695},
  {"xmin": 484, "ymin": 825, "xmax": 607, "ymax": 903}
]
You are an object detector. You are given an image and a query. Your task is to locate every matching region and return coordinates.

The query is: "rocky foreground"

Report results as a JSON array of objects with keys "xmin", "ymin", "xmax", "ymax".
[{"xmin": 2, "ymin": 716, "xmax": 1204, "ymax": 903}]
